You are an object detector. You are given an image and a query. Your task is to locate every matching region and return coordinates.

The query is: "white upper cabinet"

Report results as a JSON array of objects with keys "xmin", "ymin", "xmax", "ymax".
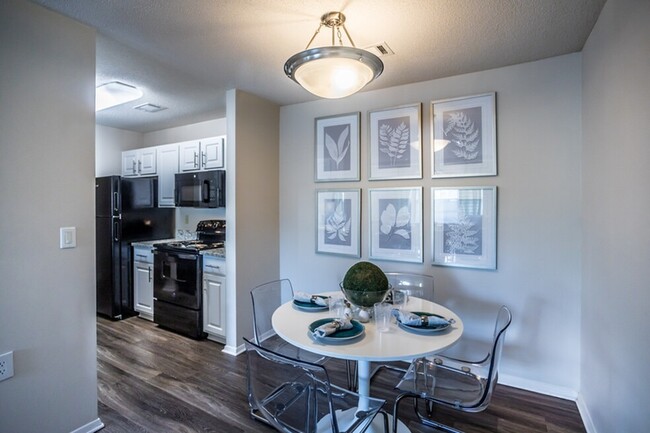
[
  {"xmin": 180, "ymin": 136, "xmax": 225, "ymax": 172},
  {"xmin": 122, "ymin": 147, "xmax": 157, "ymax": 177},
  {"xmin": 157, "ymin": 144, "xmax": 179, "ymax": 207}
]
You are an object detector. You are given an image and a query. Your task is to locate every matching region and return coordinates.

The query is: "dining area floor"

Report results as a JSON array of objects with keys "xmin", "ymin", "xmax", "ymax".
[{"xmin": 97, "ymin": 316, "xmax": 586, "ymax": 433}]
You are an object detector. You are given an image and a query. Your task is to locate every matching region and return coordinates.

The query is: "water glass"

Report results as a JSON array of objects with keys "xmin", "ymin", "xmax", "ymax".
[
  {"xmin": 374, "ymin": 302, "xmax": 392, "ymax": 332},
  {"xmin": 329, "ymin": 295, "xmax": 347, "ymax": 319},
  {"xmin": 391, "ymin": 289, "xmax": 408, "ymax": 310}
]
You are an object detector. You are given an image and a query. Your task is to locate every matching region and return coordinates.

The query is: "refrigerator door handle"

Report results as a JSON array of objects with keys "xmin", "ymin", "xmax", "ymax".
[{"xmin": 113, "ymin": 221, "xmax": 120, "ymax": 242}]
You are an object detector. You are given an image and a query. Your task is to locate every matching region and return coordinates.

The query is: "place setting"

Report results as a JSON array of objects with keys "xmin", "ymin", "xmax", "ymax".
[
  {"xmin": 392, "ymin": 309, "xmax": 455, "ymax": 335},
  {"xmin": 292, "ymin": 291, "xmax": 331, "ymax": 311}
]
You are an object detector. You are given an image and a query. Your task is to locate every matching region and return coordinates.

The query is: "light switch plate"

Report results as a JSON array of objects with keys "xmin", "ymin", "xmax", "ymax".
[{"xmin": 60, "ymin": 227, "xmax": 76, "ymax": 249}]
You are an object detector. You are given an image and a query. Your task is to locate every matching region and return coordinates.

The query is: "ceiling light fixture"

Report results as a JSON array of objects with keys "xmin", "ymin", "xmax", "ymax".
[
  {"xmin": 95, "ymin": 81, "xmax": 143, "ymax": 111},
  {"xmin": 284, "ymin": 11, "xmax": 383, "ymax": 99}
]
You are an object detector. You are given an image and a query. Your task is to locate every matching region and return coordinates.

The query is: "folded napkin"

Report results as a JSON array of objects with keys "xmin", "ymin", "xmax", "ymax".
[
  {"xmin": 294, "ymin": 292, "xmax": 329, "ymax": 306},
  {"xmin": 312, "ymin": 317, "xmax": 353, "ymax": 338},
  {"xmin": 392, "ymin": 310, "xmax": 450, "ymax": 328}
]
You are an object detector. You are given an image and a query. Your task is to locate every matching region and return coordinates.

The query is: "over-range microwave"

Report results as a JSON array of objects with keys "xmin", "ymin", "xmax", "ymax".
[{"xmin": 174, "ymin": 170, "xmax": 225, "ymax": 208}]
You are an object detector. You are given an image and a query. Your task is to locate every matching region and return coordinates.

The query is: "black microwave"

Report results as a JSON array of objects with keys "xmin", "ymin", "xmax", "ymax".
[{"xmin": 175, "ymin": 170, "xmax": 225, "ymax": 208}]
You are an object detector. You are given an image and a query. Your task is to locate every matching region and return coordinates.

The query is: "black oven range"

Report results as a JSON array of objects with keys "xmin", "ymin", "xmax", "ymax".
[{"xmin": 153, "ymin": 219, "xmax": 225, "ymax": 339}]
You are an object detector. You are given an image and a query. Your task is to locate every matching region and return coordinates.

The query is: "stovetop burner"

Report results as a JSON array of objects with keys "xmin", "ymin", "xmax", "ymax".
[
  {"xmin": 154, "ymin": 219, "xmax": 226, "ymax": 253},
  {"xmin": 158, "ymin": 240, "xmax": 224, "ymax": 252}
]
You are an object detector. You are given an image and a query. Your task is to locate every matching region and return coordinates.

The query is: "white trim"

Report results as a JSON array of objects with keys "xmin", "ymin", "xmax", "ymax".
[
  {"xmin": 499, "ymin": 374, "xmax": 578, "ymax": 400},
  {"xmin": 70, "ymin": 418, "xmax": 104, "ymax": 433},
  {"xmin": 222, "ymin": 343, "xmax": 245, "ymax": 356},
  {"xmin": 576, "ymin": 393, "xmax": 597, "ymax": 433}
]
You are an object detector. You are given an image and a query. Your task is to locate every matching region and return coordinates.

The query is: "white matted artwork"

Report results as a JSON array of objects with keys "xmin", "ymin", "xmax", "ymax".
[
  {"xmin": 431, "ymin": 186, "xmax": 497, "ymax": 269},
  {"xmin": 369, "ymin": 104, "xmax": 422, "ymax": 180},
  {"xmin": 431, "ymin": 93, "xmax": 496, "ymax": 178},
  {"xmin": 369, "ymin": 187, "xmax": 423, "ymax": 263},
  {"xmin": 315, "ymin": 112, "xmax": 360, "ymax": 182},
  {"xmin": 316, "ymin": 189, "xmax": 361, "ymax": 257}
]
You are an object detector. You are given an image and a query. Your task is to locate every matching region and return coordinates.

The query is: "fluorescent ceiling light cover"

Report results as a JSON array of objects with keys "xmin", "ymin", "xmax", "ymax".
[{"xmin": 96, "ymin": 81, "xmax": 143, "ymax": 111}]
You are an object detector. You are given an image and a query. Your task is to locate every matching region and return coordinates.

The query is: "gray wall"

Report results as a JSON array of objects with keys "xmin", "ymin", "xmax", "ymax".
[
  {"xmin": 581, "ymin": 1, "xmax": 650, "ymax": 431},
  {"xmin": 95, "ymin": 125, "xmax": 143, "ymax": 176},
  {"xmin": 0, "ymin": 1, "xmax": 100, "ymax": 432},
  {"xmin": 280, "ymin": 53, "xmax": 583, "ymax": 396}
]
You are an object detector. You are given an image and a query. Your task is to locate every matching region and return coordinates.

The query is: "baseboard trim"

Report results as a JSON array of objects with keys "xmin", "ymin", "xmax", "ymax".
[
  {"xmin": 576, "ymin": 393, "xmax": 597, "ymax": 433},
  {"xmin": 222, "ymin": 343, "xmax": 245, "ymax": 356},
  {"xmin": 498, "ymin": 374, "xmax": 578, "ymax": 400},
  {"xmin": 70, "ymin": 418, "xmax": 104, "ymax": 433}
]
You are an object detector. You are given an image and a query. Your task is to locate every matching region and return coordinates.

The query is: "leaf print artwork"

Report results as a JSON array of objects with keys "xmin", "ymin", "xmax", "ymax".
[
  {"xmin": 377, "ymin": 116, "xmax": 410, "ymax": 169},
  {"xmin": 378, "ymin": 199, "xmax": 412, "ymax": 250},
  {"xmin": 443, "ymin": 214, "xmax": 482, "ymax": 255},
  {"xmin": 443, "ymin": 107, "xmax": 483, "ymax": 165},
  {"xmin": 324, "ymin": 199, "xmax": 352, "ymax": 246},
  {"xmin": 323, "ymin": 124, "xmax": 351, "ymax": 172}
]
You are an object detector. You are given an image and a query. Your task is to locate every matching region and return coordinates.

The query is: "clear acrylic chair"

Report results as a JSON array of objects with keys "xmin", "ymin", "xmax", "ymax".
[
  {"xmin": 385, "ymin": 272, "xmax": 434, "ymax": 302},
  {"xmin": 244, "ymin": 337, "xmax": 389, "ymax": 433},
  {"xmin": 366, "ymin": 273, "xmax": 435, "ymax": 386},
  {"xmin": 392, "ymin": 305, "xmax": 512, "ymax": 433},
  {"xmin": 250, "ymin": 279, "xmax": 327, "ymax": 364}
]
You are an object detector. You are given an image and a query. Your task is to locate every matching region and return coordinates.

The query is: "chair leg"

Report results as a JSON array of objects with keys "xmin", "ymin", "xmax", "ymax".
[{"xmin": 394, "ymin": 392, "xmax": 464, "ymax": 433}]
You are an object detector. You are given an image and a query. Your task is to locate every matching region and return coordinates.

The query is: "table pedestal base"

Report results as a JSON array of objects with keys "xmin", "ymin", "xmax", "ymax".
[{"xmin": 316, "ymin": 408, "xmax": 410, "ymax": 433}]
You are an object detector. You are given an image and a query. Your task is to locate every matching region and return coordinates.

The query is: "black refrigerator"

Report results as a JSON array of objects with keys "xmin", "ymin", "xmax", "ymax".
[{"xmin": 96, "ymin": 176, "xmax": 175, "ymax": 319}]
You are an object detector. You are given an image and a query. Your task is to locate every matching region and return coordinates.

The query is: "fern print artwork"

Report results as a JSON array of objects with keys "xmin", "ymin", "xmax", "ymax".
[
  {"xmin": 377, "ymin": 116, "xmax": 411, "ymax": 169},
  {"xmin": 443, "ymin": 107, "xmax": 483, "ymax": 165},
  {"xmin": 324, "ymin": 199, "xmax": 352, "ymax": 246},
  {"xmin": 323, "ymin": 124, "xmax": 351, "ymax": 172},
  {"xmin": 378, "ymin": 198, "xmax": 412, "ymax": 250}
]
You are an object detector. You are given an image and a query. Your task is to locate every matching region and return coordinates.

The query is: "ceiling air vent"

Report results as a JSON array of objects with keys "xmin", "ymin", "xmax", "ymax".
[
  {"xmin": 133, "ymin": 103, "xmax": 167, "ymax": 113},
  {"xmin": 363, "ymin": 42, "xmax": 395, "ymax": 57}
]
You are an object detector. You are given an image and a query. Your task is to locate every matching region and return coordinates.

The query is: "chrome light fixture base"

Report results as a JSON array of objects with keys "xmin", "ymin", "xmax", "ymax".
[{"xmin": 284, "ymin": 11, "xmax": 384, "ymax": 99}]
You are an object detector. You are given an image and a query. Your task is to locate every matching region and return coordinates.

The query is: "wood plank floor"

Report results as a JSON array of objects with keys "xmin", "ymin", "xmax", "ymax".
[{"xmin": 97, "ymin": 316, "xmax": 586, "ymax": 433}]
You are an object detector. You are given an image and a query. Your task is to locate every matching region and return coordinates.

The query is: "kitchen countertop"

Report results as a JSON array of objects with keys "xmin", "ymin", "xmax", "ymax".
[{"xmin": 131, "ymin": 239, "xmax": 225, "ymax": 259}]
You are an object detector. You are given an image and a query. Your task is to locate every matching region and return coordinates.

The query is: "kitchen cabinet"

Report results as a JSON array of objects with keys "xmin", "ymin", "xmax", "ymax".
[
  {"xmin": 156, "ymin": 143, "xmax": 179, "ymax": 207},
  {"xmin": 179, "ymin": 136, "xmax": 225, "ymax": 172},
  {"xmin": 122, "ymin": 147, "xmax": 157, "ymax": 177},
  {"xmin": 203, "ymin": 256, "xmax": 226, "ymax": 341},
  {"xmin": 133, "ymin": 246, "xmax": 154, "ymax": 321}
]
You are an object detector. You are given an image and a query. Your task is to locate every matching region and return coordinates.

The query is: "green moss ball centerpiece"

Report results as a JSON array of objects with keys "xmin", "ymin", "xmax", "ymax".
[{"xmin": 340, "ymin": 261, "xmax": 389, "ymax": 308}]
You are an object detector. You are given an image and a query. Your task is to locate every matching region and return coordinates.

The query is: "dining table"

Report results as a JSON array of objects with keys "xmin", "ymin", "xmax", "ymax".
[{"xmin": 271, "ymin": 292, "xmax": 464, "ymax": 433}]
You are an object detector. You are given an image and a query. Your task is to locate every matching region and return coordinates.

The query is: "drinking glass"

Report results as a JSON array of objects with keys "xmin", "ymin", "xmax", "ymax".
[
  {"xmin": 391, "ymin": 289, "xmax": 408, "ymax": 311},
  {"xmin": 374, "ymin": 302, "xmax": 392, "ymax": 332},
  {"xmin": 329, "ymin": 295, "xmax": 347, "ymax": 319}
]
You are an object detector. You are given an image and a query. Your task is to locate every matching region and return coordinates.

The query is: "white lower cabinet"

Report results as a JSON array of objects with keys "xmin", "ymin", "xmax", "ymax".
[
  {"xmin": 203, "ymin": 256, "xmax": 226, "ymax": 341},
  {"xmin": 133, "ymin": 246, "xmax": 154, "ymax": 321}
]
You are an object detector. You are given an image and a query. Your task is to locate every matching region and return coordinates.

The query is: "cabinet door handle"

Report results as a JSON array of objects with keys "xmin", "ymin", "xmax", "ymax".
[
  {"xmin": 148, "ymin": 266, "xmax": 152, "ymax": 283},
  {"xmin": 138, "ymin": 160, "xmax": 142, "ymax": 173},
  {"xmin": 202, "ymin": 152, "xmax": 207, "ymax": 167},
  {"xmin": 194, "ymin": 152, "xmax": 198, "ymax": 168},
  {"xmin": 132, "ymin": 160, "xmax": 136, "ymax": 173}
]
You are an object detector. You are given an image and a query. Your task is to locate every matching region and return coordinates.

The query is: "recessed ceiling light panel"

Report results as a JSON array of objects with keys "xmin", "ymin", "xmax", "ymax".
[
  {"xmin": 133, "ymin": 103, "xmax": 167, "ymax": 113},
  {"xmin": 95, "ymin": 81, "xmax": 143, "ymax": 111}
]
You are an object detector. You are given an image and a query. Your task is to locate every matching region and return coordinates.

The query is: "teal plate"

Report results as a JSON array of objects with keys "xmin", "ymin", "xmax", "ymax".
[
  {"xmin": 293, "ymin": 295, "xmax": 329, "ymax": 311},
  {"xmin": 397, "ymin": 312, "xmax": 452, "ymax": 335},
  {"xmin": 309, "ymin": 318, "xmax": 365, "ymax": 342}
]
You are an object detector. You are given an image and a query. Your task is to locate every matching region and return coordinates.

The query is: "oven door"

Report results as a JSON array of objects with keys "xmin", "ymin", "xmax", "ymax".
[{"xmin": 153, "ymin": 249, "xmax": 202, "ymax": 310}]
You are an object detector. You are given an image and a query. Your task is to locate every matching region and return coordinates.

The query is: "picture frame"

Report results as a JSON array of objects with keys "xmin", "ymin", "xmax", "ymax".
[
  {"xmin": 316, "ymin": 189, "xmax": 361, "ymax": 257},
  {"xmin": 369, "ymin": 187, "xmax": 423, "ymax": 263},
  {"xmin": 431, "ymin": 186, "xmax": 497, "ymax": 269},
  {"xmin": 315, "ymin": 112, "xmax": 360, "ymax": 182},
  {"xmin": 369, "ymin": 103, "xmax": 422, "ymax": 180},
  {"xmin": 431, "ymin": 93, "xmax": 497, "ymax": 178}
]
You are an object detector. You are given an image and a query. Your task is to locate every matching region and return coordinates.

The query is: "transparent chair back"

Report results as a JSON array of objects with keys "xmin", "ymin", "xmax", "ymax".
[{"xmin": 385, "ymin": 272, "xmax": 434, "ymax": 302}]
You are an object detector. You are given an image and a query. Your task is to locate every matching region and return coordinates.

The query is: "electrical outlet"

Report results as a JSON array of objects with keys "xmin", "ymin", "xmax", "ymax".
[{"xmin": 0, "ymin": 351, "xmax": 14, "ymax": 381}]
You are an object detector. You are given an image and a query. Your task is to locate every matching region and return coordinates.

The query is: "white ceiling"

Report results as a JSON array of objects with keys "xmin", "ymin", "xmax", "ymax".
[{"xmin": 32, "ymin": 0, "xmax": 606, "ymax": 133}]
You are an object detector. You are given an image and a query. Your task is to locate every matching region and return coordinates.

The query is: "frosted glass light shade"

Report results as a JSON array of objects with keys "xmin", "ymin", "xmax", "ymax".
[
  {"xmin": 285, "ymin": 46, "xmax": 383, "ymax": 99},
  {"xmin": 96, "ymin": 81, "xmax": 143, "ymax": 111}
]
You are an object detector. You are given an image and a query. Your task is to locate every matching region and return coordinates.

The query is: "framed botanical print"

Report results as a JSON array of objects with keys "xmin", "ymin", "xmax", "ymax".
[
  {"xmin": 369, "ymin": 104, "xmax": 422, "ymax": 180},
  {"xmin": 316, "ymin": 189, "xmax": 361, "ymax": 257},
  {"xmin": 431, "ymin": 186, "xmax": 497, "ymax": 269},
  {"xmin": 431, "ymin": 93, "xmax": 497, "ymax": 178},
  {"xmin": 369, "ymin": 187, "xmax": 423, "ymax": 263},
  {"xmin": 315, "ymin": 112, "xmax": 360, "ymax": 182}
]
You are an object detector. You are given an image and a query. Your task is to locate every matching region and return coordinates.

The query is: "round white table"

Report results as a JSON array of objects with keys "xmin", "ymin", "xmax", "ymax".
[{"xmin": 272, "ymin": 294, "xmax": 463, "ymax": 433}]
